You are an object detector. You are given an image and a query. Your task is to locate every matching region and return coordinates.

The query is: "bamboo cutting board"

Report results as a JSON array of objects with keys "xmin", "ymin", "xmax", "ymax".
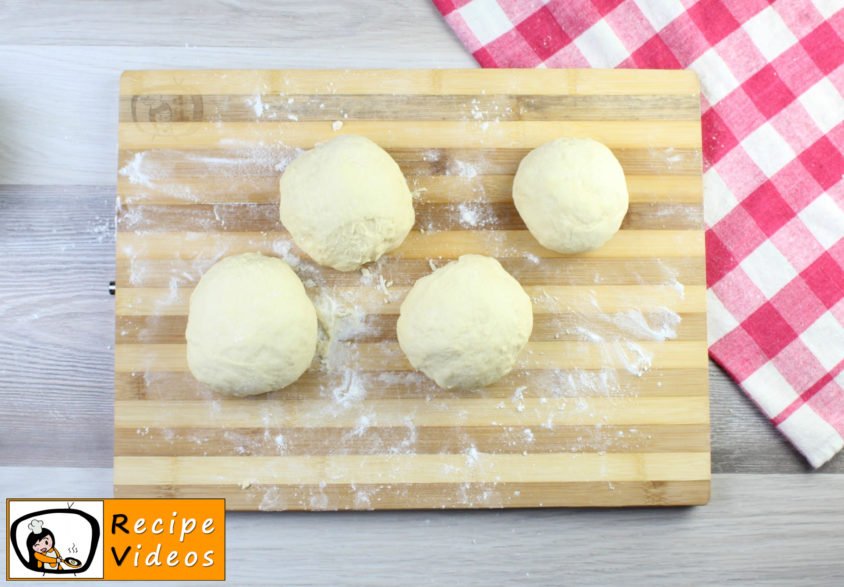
[{"xmin": 114, "ymin": 69, "xmax": 709, "ymax": 509}]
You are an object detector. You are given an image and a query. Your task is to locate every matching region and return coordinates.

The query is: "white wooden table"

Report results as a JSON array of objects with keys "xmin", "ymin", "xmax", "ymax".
[{"xmin": 1, "ymin": 2, "xmax": 841, "ymax": 584}]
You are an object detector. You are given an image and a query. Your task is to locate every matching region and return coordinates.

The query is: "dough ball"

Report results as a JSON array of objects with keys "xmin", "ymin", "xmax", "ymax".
[
  {"xmin": 513, "ymin": 137, "xmax": 629, "ymax": 253},
  {"xmin": 279, "ymin": 135, "xmax": 415, "ymax": 271},
  {"xmin": 186, "ymin": 253, "xmax": 318, "ymax": 396},
  {"xmin": 397, "ymin": 255, "xmax": 533, "ymax": 389}
]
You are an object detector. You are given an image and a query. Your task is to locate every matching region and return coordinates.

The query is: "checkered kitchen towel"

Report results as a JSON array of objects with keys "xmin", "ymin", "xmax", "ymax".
[{"xmin": 434, "ymin": 0, "xmax": 844, "ymax": 467}]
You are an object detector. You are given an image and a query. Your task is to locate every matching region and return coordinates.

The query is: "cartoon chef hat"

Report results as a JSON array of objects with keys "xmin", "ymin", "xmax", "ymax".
[{"xmin": 27, "ymin": 519, "xmax": 44, "ymax": 534}]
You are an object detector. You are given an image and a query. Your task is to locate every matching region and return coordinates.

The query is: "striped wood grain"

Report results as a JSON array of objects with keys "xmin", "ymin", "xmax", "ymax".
[{"xmin": 115, "ymin": 68, "xmax": 707, "ymax": 510}]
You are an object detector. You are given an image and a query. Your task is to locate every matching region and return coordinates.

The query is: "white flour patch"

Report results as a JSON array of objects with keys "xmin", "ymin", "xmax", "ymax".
[
  {"xmin": 459, "ymin": 203, "xmax": 479, "ymax": 226},
  {"xmin": 309, "ymin": 289, "xmax": 384, "ymax": 455},
  {"xmin": 271, "ymin": 238, "xmax": 323, "ymax": 283},
  {"xmin": 523, "ymin": 252, "xmax": 540, "ymax": 264},
  {"xmin": 258, "ymin": 486, "xmax": 286, "ymax": 511},
  {"xmin": 657, "ymin": 260, "xmax": 686, "ymax": 298},
  {"xmin": 119, "ymin": 151, "xmax": 150, "ymax": 185},
  {"xmin": 350, "ymin": 413, "xmax": 373, "ymax": 437},
  {"xmin": 353, "ymin": 490, "xmax": 373, "ymax": 509},
  {"xmin": 422, "ymin": 149, "xmax": 439, "ymax": 162},
  {"xmin": 376, "ymin": 274, "xmax": 394, "ymax": 302},
  {"xmin": 326, "ymin": 362, "xmax": 369, "ymax": 411},
  {"xmin": 119, "ymin": 152, "xmax": 193, "ymax": 202},
  {"xmin": 118, "ymin": 143, "xmax": 303, "ymax": 204},
  {"xmin": 409, "ymin": 178, "xmax": 428, "ymax": 200},
  {"xmin": 664, "ymin": 147, "xmax": 684, "ymax": 166},
  {"xmin": 465, "ymin": 445, "xmax": 480, "ymax": 467},
  {"xmin": 313, "ymin": 290, "xmax": 371, "ymax": 370},
  {"xmin": 274, "ymin": 433, "xmax": 286, "ymax": 453},
  {"xmin": 612, "ymin": 341, "xmax": 654, "ymax": 377},
  {"xmin": 248, "ymin": 95, "xmax": 266, "ymax": 117},
  {"xmin": 417, "ymin": 215, "xmax": 438, "ymax": 234},
  {"xmin": 456, "ymin": 201, "xmax": 497, "ymax": 228},
  {"xmin": 607, "ymin": 309, "xmax": 682, "ymax": 342},
  {"xmin": 270, "ymin": 239, "xmax": 303, "ymax": 268},
  {"xmin": 469, "ymin": 98, "xmax": 484, "ymax": 120},
  {"xmin": 511, "ymin": 386, "xmax": 527, "ymax": 413},
  {"xmin": 535, "ymin": 286, "xmax": 682, "ymax": 380},
  {"xmin": 86, "ymin": 214, "xmax": 114, "ymax": 243},
  {"xmin": 388, "ymin": 414, "xmax": 419, "ymax": 455},
  {"xmin": 649, "ymin": 146, "xmax": 685, "ymax": 170},
  {"xmin": 446, "ymin": 159, "xmax": 478, "ymax": 179},
  {"xmin": 148, "ymin": 276, "xmax": 181, "ymax": 314}
]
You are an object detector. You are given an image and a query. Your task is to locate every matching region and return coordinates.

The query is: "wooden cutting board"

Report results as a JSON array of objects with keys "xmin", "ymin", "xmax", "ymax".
[{"xmin": 114, "ymin": 69, "xmax": 709, "ymax": 509}]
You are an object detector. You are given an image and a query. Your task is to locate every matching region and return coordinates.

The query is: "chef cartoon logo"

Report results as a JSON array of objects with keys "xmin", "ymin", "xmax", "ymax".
[
  {"xmin": 8, "ymin": 498, "xmax": 224, "ymax": 581},
  {"xmin": 7, "ymin": 500, "xmax": 104, "ymax": 580}
]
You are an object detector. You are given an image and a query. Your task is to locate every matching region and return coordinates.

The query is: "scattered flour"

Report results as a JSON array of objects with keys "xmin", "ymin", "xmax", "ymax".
[
  {"xmin": 388, "ymin": 415, "xmax": 419, "ymax": 455},
  {"xmin": 271, "ymin": 238, "xmax": 323, "ymax": 283},
  {"xmin": 607, "ymin": 309, "xmax": 682, "ymax": 342},
  {"xmin": 350, "ymin": 413, "xmax": 373, "ymax": 437},
  {"xmin": 258, "ymin": 486, "xmax": 285, "ymax": 511},
  {"xmin": 469, "ymin": 98, "xmax": 484, "ymax": 120},
  {"xmin": 422, "ymin": 149, "xmax": 439, "ymax": 162},
  {"xmin": 511, "ymin": 386, "xmax": 527, "ymax": 413},
  {"xmin": 446, "ymin": 159, "xmax": 478, "ymax": 179},
  {"xmin": 274, "ymin": 433, "xmax": 286, "ymax": 452},
  {"xmin": 376, "ymin": 274, "xmax": 394, "ymax": 302},
  {"xmin": 248, "ymin": 95, "xmax": 266, "ymax": 117},
  {"xmin": 664, "ymin": 146, "xmax": 684, "ymax": 166},
  {"xmin": 353, "ymin": 486, "xmax": 373, "ymax": 509},
  {"xmin": 87, "ymin": 214, "xmax": 114, "ymax": 243},
  {"xmin": 456, "ymin": 201, "xmax": 497, "ymax": 228},
  {"xmin": 523, "ymin": 252, "xmax": 540, "ymax": 264},
  {"xmin": 121, "ymin": 131, "xmax": 691, "ymax": 510},
  {"xmin": 465, "ymin": 445, "xmax": 480, "ymax": 467},
  {"xmin": 536, "ymin": 287, "xmax": 682, "ymax": 380},
  {"xmin": 118, "ymin": 143, "xmax": 303, "ymax": 203}
]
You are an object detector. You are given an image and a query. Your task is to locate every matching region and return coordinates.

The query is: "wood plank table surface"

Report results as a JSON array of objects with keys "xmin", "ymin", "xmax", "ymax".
[{"xmin": 0, "ymin": 1, "xmax": 841, "ymax": 584}]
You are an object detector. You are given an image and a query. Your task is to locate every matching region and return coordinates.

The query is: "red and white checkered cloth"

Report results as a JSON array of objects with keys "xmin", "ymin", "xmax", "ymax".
[{"xmin": 434, "ymin": 0, "xmax": 844, "ymax": 467}]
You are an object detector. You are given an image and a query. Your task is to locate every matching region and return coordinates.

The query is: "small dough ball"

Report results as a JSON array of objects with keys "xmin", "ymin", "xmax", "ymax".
[
  {"xmin": 397, "ymin": 255, "xmax": 533, "ymax": 389},
  {"xmin": 280, "ymin": 135, "xmax": 415, "ymax": 271},
  {"xmin": 186, "ymin": 253, "xmax": 317, "ymax": 396},
  {"xmin": 513, "ymin": 137, "xmax": 629, "ymax": 253}
]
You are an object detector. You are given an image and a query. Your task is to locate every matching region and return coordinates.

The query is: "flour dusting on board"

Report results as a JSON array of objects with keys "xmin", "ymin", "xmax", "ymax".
[
  {"xmin": 121, "ymin": 116, "xmax": 692, "ymax": 509},
  {"xmin": 118, "ymin": 143, "xmax": 302, "ymax": 204},
  {"xmin": 248, "ymin": 95, "xmax": 267, "ymax": 117},
  {"xmin": 447, "ymin": 159, "xmax": 479, "ymax": 179},
  {"xmin": 456, "ymin": 201, "xmax": 497, "ymax": 228},
  {"xmin": 535, "ymin": 286, "xmax": 682, "ymax": 378}
]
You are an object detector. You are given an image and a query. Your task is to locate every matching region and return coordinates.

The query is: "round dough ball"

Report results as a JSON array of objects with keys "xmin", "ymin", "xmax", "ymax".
[
  {"xmin": 397, "ymin": 255, "xmax": 533, "ymax": 389},
  {"xmin": 513, "ymin": 137, "xmax": 629, "ymax": 253},
  {"xmin": 186, "ymin": 253, "xmax": 318, "ymax": 396},
  {"xmin": 280, "ymin": 135, "xmax": 415, "ymax": 271}
]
